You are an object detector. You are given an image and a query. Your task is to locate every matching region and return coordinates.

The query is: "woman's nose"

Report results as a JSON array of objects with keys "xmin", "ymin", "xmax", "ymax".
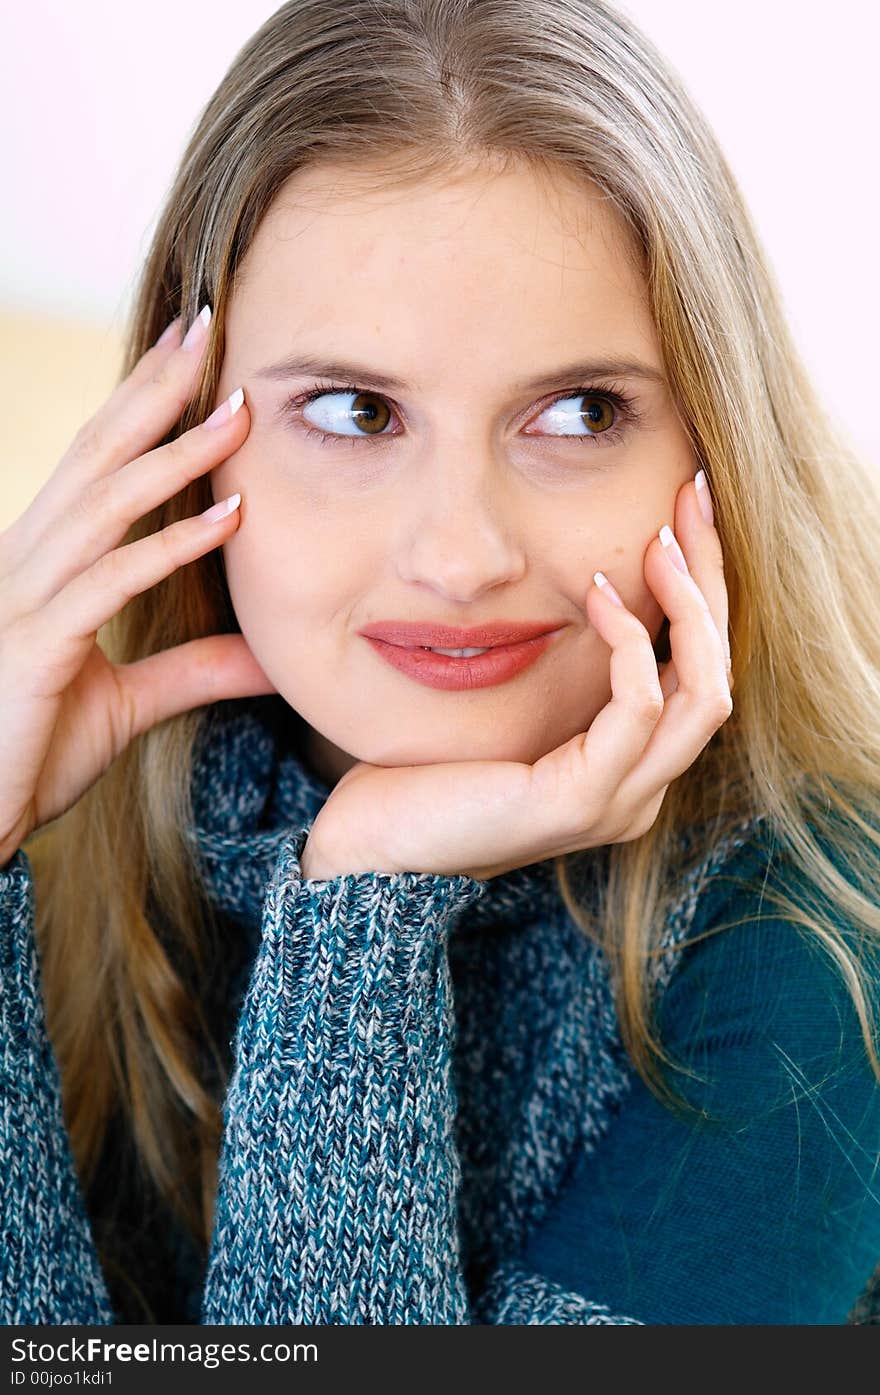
[{"xmin": 394, "ymin": 458, "xmax": 527, "ymax": 604}]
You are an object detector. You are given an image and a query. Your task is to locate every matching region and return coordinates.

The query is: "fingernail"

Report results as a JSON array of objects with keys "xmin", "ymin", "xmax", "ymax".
[
  {"xmin": 154, "ymin": 315, "xmax": 181, "ymax": 347},
  {"xmin": 659, "ymin": 524, "xmax": 689, "ymax": 575},
  {"xmin": 694, "ymin": 468, "xmax": 714, "ymax": 526},
  {"xmin": 202, "ymin": 386, "xmax": 245, "ymax": 430},
  {"xmin": 594, "ymin": 571, "xmax": 625, "ymax": 607},
  {"xmin": 201, "ymin": 491, "xmax": 241, "ymax": 524},
  {"xmin": 182, "ymin": 303, "xmax": 212, "ymax": 351}
]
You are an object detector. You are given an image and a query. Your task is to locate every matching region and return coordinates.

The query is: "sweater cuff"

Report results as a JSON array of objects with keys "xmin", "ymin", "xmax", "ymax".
[
  {"xmin": 0, "ymin": 845, "xmax": 44, "ymax": 1052},
  {"xmin": 270, "ymin": 824, "xmax": 491, "ymax": 932},
  {"xmin": 475, "ymin": 1258, "xmax": 645, "ymax": 1326}
]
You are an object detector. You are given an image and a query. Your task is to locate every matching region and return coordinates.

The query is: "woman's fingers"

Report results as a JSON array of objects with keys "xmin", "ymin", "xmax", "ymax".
[
  {"xmin": 0, "ymin": 308, "xmax": 210, "ymax": 575},
  {"xmin": 539, "ymin": 578, "xmax": 667, "ymax": 819},
  {"xmin": 0, "ymin": 304, "xmax": 276, "ymax": 866},
  {"xmin": 62, "ymin": 306, "xmax": 213, "ymax": 485},
  {"xmin": 533, "ymin": 503, "xmax": 731, "ymax": 847},
  {"xmin": 674, "ymin": 473, "xmax": 733, "ymax": 687},
  {"xmin": 116, "ymin": 632, "xmax": 276, "ymax": 743},
  {"xmin": 530, "ymin": 577, "xmax": 664, "ymax": 826},
  {"xmin": 17, "ymin": 490, "xmax": 246, "ymax": 676},
  {"xmin": 612, "ymin": 525, "xmax": 733, "ymax": 808},
  {"xmin": 4, "ymin": 377, "xmax": 249, "ymax": 622}
]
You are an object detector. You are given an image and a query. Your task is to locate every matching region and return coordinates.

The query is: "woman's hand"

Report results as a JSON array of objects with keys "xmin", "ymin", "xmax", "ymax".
[
  {"xmin": 0, "ymin": 309, "xmax": 276, "ymax": 868},
  {"xmin": 302, "ymin": 472, "xmax": 733, "ymax": 881}
]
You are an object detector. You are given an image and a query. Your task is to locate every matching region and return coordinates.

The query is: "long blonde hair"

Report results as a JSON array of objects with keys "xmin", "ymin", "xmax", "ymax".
[{"xmin": 24, "ymin": 0, "xmax": 880, "ymax": 1320}]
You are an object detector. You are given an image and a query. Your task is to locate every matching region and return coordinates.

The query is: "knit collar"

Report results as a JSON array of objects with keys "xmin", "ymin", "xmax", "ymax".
[{"xmin": 185, "ymin": 696, "xmax": 578, "ymax": 931}]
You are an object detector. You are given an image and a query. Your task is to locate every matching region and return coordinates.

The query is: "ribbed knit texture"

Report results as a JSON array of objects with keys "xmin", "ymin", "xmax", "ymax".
[{"xmin": 0, "ymin": 695, "xmax": 772, "ymax": 1324}]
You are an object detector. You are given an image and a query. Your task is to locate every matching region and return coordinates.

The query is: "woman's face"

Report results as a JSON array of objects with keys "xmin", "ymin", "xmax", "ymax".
[{"xmin": 210, "ymin": 158, "xmax": 698, "ymax": 786}]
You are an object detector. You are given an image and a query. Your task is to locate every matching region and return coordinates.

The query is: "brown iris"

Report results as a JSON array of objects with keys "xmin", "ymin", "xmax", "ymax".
[
  {"xmin": 350, "ymin": 392, "xmax": 392, "ymax": 435},
  {"xmin": 580, "ymin": 394, "xmax": 615, "ymax": 434}
]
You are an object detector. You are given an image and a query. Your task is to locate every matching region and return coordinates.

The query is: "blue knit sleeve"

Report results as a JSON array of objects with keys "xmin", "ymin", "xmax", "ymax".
[
  {"xmin": 516, "ymin": 837, "xmax": 880, "ymax": 1324},
  {"xmin": 200, "ymin": 824, "xmax": 496, "ymax": 1323},
  {"xmin": 0, "ymin": 847, "xmax": 116, "ymax": 1323}
]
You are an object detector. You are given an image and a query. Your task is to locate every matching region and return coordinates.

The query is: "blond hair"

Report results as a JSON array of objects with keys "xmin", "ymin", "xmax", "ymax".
[{"xmin": 25, "ymin": 0, "xmax": 880, "ymax": 1320}]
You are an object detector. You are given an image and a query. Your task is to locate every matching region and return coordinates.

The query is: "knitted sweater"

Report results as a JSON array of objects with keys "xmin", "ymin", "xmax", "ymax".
[{"xmin": 1, "ymin": 695, "xmax": 879, "ymax": 1324}]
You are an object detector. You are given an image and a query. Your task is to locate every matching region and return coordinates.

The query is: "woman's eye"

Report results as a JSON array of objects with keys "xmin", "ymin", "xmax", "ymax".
[
  {"xmin": 301, "ymin": 388, "xmax": 395, "ymax": 439},
  {"xmin": 528, "ymin": 392, "xmax": 621, "ymax": 442}
]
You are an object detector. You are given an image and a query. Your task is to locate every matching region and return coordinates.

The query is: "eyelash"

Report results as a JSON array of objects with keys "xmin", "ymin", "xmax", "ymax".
[{"xmin": 282, "ymin": 378, "xmax": 643, "ymax": 450}]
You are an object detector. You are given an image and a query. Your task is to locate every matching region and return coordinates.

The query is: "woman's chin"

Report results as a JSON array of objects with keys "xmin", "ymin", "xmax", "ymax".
[{"xmin": 357, "ymin": 735, "xmax": 561, "ymax": 770}]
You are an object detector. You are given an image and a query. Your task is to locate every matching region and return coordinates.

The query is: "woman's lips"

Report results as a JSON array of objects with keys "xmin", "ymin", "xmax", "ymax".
[
  {"xmin": 358, "ymin": 619, "xmax": 563, "ymax": 648},
  {"xmin": 362, "ymin": 629, "xmax": 565, "ymax": 691}
]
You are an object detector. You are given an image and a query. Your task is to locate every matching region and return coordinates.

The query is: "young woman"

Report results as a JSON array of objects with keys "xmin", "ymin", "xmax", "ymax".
[{"xmin": 2, "ymin": 0, "xmax": 879, "ymax": 1325}]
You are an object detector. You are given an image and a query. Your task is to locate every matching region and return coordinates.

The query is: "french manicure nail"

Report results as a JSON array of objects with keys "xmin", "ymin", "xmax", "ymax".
[
  {"xmin": 695, "ymin": 468, "xmax": 714, "ymax": 526},
  {"xmin": 182, "ymin": 303, "xmax": 212, "ymax": 351},
  {"xmin": 202, "ymin": 386, "xmax": 245, "ymax": 430},
  {"xmin": 659, "ymin": 524, "xmax": 689, "ymax": 575},
  {"xmin": 594, "ymin": 571, "xmax": 625, "ymax": 607},
  {"xmin": 201, "ymin": 492, "xmax": 241, "ymax": 524}
]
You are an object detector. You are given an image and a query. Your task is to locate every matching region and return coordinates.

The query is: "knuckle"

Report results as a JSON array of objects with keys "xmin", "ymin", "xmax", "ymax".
[
  {"xmin": 625, "ymin": 791, "xmax": 667, "ymax": 842},
  {"xmin": 627, "ymin": 814, "xmax": 655, "ymax": 842},
  {"xmin": 610, "ymin": 804, "xmax": 652, "ymax": 844},
  {"xmin": 151, "ymin": 521, "xmax": 188, "ymax": 575},
  {"xmin": 90, "ymin": 544, "xmax": 126, "ymax": 590},
  {"xmin": 161, "ymin": 436, "xmax": 202, "ymax": 496},
  {"xmin": 637, "ymin": 686, "xmax": 665, "ymax": 724},
  {"xmin": 140, "ymin": 371, "xmax": 190, "ymax": 443},
  {"xmin": 148, "ymin": 359, "xmax": 175, "ymax": 394},
  {"xmin": 161, "ymin": 434, "xmax": 186, "ymax": 472},
  {"xmin": 148, "ymin": 359, "xmax": 190, "ymax": 417},
  {"xmin": 706, "ymin": 688, "xmax": 734, "ymax": 725},
  {"xmin": 157, "ymin": 521, "xmax": 184, "ymax": 560},
  {"xmin": 72, "ymin": 471, "xmax": 114, "ymax": 524},
  {"xmin": 67, "ymin": 417, "xmax": 103, "ymax": 465}
]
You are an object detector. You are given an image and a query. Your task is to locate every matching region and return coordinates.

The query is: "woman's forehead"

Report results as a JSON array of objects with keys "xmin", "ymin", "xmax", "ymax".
[{"xmin": 235, "ymin": 159, "xmax": 649, "ymax": 335}]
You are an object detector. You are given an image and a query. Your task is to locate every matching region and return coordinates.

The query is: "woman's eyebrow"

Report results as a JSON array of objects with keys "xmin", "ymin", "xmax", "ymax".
[{"xmin": 253, "ymin": 353, "xmax": 667, "ymax": 393}]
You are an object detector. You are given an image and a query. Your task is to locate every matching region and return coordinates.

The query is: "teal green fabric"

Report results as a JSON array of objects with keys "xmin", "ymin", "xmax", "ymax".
[{"xmin": 520, "ymin": 835, "xmax": 880, "ymax": 1323}]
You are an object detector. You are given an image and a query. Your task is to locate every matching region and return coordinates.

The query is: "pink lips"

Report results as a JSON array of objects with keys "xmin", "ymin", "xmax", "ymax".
[
  {"xmin": 358, "ymin": 619, "xmax": 562, "ymax": 648},
  {"xmin": 360, "ymin": 622, "xmax": 566, "ymax": 691}
]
